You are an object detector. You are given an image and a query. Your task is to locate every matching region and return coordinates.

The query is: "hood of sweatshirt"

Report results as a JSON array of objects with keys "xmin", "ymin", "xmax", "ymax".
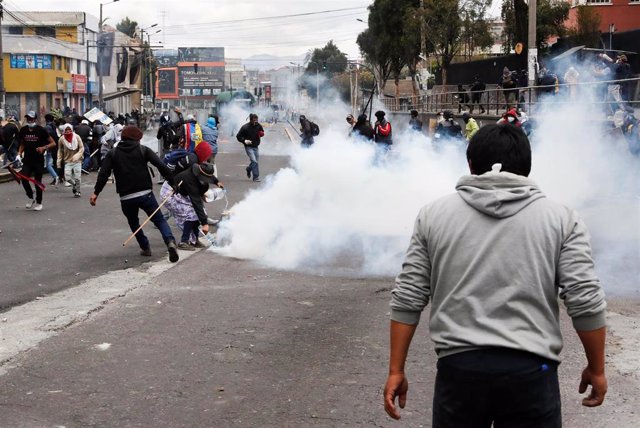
[
  {"xmin": 455, "ymin": 165, "xmax": 545, "ymax": 218},
  {"xmin": 116, "ymin": 139, "xmax": 141, "ymax": 153}
]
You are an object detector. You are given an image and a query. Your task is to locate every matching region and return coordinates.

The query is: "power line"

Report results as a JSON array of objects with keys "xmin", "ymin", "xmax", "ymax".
[{"xmin": 161, "ymin": 6, "xmax": 367, "ymax": 29}]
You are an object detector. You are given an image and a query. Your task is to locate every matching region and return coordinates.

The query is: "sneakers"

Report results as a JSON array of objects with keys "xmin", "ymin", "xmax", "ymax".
[
  {"xmin": 49, "ymin": 177, "xmax": 59, "ymax": 185},
  {"xmin": 167, "ymin": 240, "xmax": 180, "ymax": 263},
  {"xmin": 33, "ymin": 203, "xmax": 43, "ymax": 211},
  {"xmin": 178, "ymin": 242, "xmax": 196, "ymax": 251},
  {"xmin": 25, "ymin": 199, "xmax": 36, "ymax": 209},
  {"xmin": 140, "ymin": 248, "xmax": 153, "ymax": 257},
  {"xmin": 64, "ymin": 181, "xmax": 72, "ymax": 187},
  {"xmin": 74, "ymin": 191, "xmax": 81, "ymax": 198},
  {"xmin": 253, "ymin": 178, "xmax": 261, "ymax": 182}
]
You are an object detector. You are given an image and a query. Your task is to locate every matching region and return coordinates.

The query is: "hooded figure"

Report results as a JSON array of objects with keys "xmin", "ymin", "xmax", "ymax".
[
  {"xmin": 299, "ymin": 114, "xmax": 315, "ymax": 148},
  {"xmin": 57, "ymin": 123, "xmax": 84, "ymax": 197},
  {"xmin": 91, "ymin": 125, "xmax": 179, "ymax": 263},
  {"xmin": 201, "ymin": 116, "xmax": 219, "ymax": 161},
  {"xmin": 462, "ymin": 112, "xmax": 479, "ymax": 141},
  {"xmin": 374, "ymin": 111, "xmax": 392, "ymax": 145},
  {"xmin": 351, "ymin": 114, "xmax": 374, "ymax": 140}
]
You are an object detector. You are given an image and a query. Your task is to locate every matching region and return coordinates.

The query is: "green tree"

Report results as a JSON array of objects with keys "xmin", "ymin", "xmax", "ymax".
[
  {"xmin": 501, "ymin": 0, "xmax": 570, "ymax": 53},
  {"xmin": 116, "ymin": 17, "xmax": 138, "ymax": 38},
  {"xmin": 567, "ymin": 5, "xmax": 602, "ymax": 48},
  {"xmin": 301, "ymin": 41, "xmax": 348, "ymax": 99},
  {"xmin": 420, "ymin": 0, "xmax": 492, "ymax": 85}
]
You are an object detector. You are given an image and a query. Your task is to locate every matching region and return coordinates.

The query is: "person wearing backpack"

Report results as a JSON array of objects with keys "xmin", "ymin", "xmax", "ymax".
[
  {"xmin": 90, "ymin": 125, "xmax": 179, "ymax": 263},
  {"xmin": 299, "ymin": 115, "xmax": 316, "ymax": 148}
]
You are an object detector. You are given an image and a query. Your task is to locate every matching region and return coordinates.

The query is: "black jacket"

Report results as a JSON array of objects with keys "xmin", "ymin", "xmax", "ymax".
[
  {"xmin": 236, "ymin": 122, "xmax": 264, "ymax": 148},
  {"xmin": 351, "ymin": 121, "xmax": 374, "ymax": 140},
  {"xmin": 2, "ymin": 122, "xmax": 19, "ymax": 150},
  {"xmin": 174, "ymin": 166, "xmax": 219, "ymax": 225},
  {"xmin": 74, "ymin": 123, "xmax": 93, "ymax": 144},
  {"xmin": 94, "ymin": 139, "xmax": 174, "ymax": 197}
]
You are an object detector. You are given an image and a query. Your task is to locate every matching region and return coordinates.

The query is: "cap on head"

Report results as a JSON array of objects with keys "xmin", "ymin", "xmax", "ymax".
[
  {"xmin": 25, "ymin": 111, "xmax": 37, "ymax": 120},
  {"xmin": 374, "ymin": 110, "xmax": 386, "ymax": 119},
  {"xmin": 462, "ymin": 112, "xmax": 471, "ymax": 120},
  {"xmin": 121, "ymin": 125, "xmax": 143, "ymax": 141},
  {"xmin": 194, "ymin": 140, "xmax": 213, "ymax": 163},
  {"xmin": 186, "ymin": 114, "xmax": 195, "ymax": 122},
  {"xmin": 81, "ymin": 119, "xmax": 90, "ymax": 125}
]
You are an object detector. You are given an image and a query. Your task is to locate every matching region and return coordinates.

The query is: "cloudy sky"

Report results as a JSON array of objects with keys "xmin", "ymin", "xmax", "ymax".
[{"xmin": 8, "ymin": 0, "xmax": 374, "ymax": 59}]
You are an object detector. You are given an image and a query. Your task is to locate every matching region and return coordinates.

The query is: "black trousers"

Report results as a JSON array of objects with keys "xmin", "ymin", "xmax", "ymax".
[
  {"xmin": 21, "ymin": 162, "xmax": 45, "ymax": 203},
  {"xmin": 433, "ymin": 348, "xmax": 561, "ymax": 428}
]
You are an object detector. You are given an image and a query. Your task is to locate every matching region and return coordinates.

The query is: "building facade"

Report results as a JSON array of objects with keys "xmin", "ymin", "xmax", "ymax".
[{"xmin": 567, "ymin": 0, "xmax": 640, "ymax": 33}]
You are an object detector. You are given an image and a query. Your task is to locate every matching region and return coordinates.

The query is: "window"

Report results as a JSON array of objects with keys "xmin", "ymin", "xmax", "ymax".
[
  {"xmin": 586, "ymin": 0, "xmax": 611, "ymax": 3},
  {"xmin": 35, "ymin": 27, "xmax": 56, "ymax": 38},
  {"xmin": 7, "ymin": 26, "xmax": 23, "ymax": 35},
  {"xmin": 64, "ymin": 58, "xmax": 70, "ymax": 72}
]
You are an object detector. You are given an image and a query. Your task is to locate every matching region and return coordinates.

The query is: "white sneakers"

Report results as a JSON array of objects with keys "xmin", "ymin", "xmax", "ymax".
[{"xmin": 26, "ymin": 199, "xmax": 43, "ymax": 211}]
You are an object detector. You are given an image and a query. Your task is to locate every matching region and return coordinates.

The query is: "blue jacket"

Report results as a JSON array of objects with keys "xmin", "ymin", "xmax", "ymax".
[{"xmin": 201, "ymin": 118, "xmax": 219, "ymax": 154}]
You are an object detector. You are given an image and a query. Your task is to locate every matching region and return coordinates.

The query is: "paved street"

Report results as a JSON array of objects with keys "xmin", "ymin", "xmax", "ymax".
[{"xmin": 0, "ymin": 125, "xmax": 639, "ymax": 426}]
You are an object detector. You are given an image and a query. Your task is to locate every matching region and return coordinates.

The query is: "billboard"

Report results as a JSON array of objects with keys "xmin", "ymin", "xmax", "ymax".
[
  {"xmin": 10, "ymin": 54, "xmax": 52, "ymax": 69},
  {"xmin": 156, "ymin": 67, "xmax": 179, "ymax": 99},
  {"xmin": 177, "ymin": 47, "xmax": 225, "ymax": 97}
]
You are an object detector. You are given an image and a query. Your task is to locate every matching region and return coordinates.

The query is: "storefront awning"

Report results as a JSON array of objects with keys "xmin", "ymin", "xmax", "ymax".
[{"xmin": 103, "ymin": 88, "xmax": 141, "ymax": 101}]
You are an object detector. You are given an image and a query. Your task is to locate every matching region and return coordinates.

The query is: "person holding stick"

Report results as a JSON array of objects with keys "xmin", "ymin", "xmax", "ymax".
[{"xmin": 90, "ymin": 125, "xmax": 179, "ymax": 262}]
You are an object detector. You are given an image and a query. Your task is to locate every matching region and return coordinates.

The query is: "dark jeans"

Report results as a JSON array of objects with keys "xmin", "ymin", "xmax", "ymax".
[
  {"xmin": 21, "ymin": 162, "xmax": 45, "ymax": 203},
  {"xmin": 433, "ymin": 348, "xmax": 561, "ymax": 428},
  {"xmin": 82, "ymin": 143, "xmax": 91, "ymax": 170},
  {"xmin": 181, "ymin": 220, "xmax": 200, "ymax": 243},
  {"xmin": 120, "ymin": 192, "xmax": 175, "ymax": 250}
]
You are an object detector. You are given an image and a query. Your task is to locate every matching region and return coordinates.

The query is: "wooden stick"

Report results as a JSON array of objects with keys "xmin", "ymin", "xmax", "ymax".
[{"xmin": 122, "ymin": 180, "xmax": 182, "ymax": 247}]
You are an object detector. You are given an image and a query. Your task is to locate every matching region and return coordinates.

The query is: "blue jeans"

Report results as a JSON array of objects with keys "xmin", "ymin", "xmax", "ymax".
[
  {"xmin": 82, "ymin": 143, "xmax": 91, "ymax": 170},
  {"xmin": 45, "ymin": 151, "xmax": 58, "ymax": 179},
  {"xmin": 245, "ymin": 146, "xmax": 259, "ymax": 179},
  {"xmin": 181, "ymin": 220, "xmax": 200, "ymax": 243},
  {"xmin": 120, "ymin": 192, "xmax": 176, "ymax": 250}
]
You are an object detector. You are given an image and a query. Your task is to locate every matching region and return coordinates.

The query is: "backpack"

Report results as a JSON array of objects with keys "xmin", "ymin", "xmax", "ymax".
[
  {"xmin": 310, "ymin": 122, "xmax": 320, "ymax": 136},
  {"xmin": 162, "ymin": 148, "xmax": 191, "ymax": 174}
]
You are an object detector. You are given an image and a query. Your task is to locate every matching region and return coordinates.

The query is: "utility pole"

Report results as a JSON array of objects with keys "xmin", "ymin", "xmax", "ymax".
[
  {"xmin": 0, "ymin": 0, "xmax": 5, "ymax": 119},
  {"xmin": 527, "ymin": 0, "xmax": 537, "ymax": 87}
]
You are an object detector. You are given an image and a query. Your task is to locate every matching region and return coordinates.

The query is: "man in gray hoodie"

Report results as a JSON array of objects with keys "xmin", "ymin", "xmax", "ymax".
[{"xmin": 384, "ymin": 124, "xmax": 607, "ymax": 426}]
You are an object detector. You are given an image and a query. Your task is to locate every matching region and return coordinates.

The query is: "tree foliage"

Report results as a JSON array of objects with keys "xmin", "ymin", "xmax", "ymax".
[
  {"xmin": 305, "ymin": 40, "xmax": 348, "ymax": 75},
  {"xmin": 567, "ymin": 5, "xmax": 602, "ymax": 48},
  {"xmin": 501, "ymin": 0, "xmax": 570, "ymax": 52},
  {"xmin": 116, "ymin": 17, "xmax": 138, "ymax": 38}
]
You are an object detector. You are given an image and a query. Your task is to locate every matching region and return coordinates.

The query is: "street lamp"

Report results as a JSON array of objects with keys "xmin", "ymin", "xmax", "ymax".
[{"xmin": 98, "ymin": 0, "xmax": 121, "ymax": 111}]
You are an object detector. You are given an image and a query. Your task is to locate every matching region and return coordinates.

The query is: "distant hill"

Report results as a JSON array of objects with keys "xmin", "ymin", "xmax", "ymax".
[{"xmin": 242, "ymin": 54, "xmax": 306, "ymax": 71}]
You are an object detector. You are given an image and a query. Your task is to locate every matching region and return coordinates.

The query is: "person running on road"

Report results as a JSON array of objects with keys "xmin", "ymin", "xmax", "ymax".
[
  {"xmin": 384, "ymin": 124, "xmax": 607, "ymax": 425},
  {"xmin": 57, "ymin": 123, "xmax": 84, "ymax": 198},
  {"xmin": 18, "ymin": 111, "xmax": 56, "ymax": 211},
  {"xmin": 44, "ymin": 113, "xmax": 61, "ymax": 185},
  {"xmin": 90, "ymin": 125, "xmax": 179, "ymax": 262},
  {"xmin": 299, "ymin": 115, "xmax": 315, "ymax": 148},
  {"xmin": 236, "ymin": 113, "xmax": 265, "ymax": 182}
]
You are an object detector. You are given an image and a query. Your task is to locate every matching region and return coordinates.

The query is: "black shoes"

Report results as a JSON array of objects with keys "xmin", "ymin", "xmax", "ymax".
[
  {"xmin": 140, "ymin": 248, "xmax": 152, "ymax": 257},
  {"xmin": 246, "ymin": 169, "xmax": 251, "ymax": 179},
  {"xmin": 167, "ymin": 240, "xmax": 179, "ymax": 263}
]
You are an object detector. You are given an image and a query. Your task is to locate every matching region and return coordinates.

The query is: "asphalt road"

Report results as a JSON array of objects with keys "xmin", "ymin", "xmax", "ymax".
[
  {"xmin": 0, "ymin": 123, "xmax": 638, "ymax": 426},
  {"xmin": 0, "ymin": 125, "xmax": 289, "ymax": 311}
]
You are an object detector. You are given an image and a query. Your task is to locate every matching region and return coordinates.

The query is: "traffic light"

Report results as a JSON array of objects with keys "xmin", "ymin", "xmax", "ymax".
[{"xmin": 322, "ymin": 61, "xmax": 327, "ymax": 71}]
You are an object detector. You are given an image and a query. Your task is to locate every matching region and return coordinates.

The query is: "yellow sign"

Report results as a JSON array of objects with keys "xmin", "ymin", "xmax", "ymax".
[{"xmin": 515, "ymin": 43, "xmax": 523, "ymax": 55}]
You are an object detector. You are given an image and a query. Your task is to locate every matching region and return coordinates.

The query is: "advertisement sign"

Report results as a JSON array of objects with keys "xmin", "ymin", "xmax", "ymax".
[
  {"xmin": 72, "ymin": 74, "xmax": 88, "ymax": 93},
  {"xmin": 179, "ymin": 68, "xmax": 225, "ymax": 93},
  {"xmin": 178, "ymin": 47, "xmax": 224, "ymax": 63},
  {"xmin": 156, "ymin": 68, "xmax": 179, "ymax": 99},
  {"xmin": 10, "ymin": 54, "xmax": 52, "ymax": 69},
  {"xmin": 56, "ymin": 77, "xmax": 65, "ymax": 92},
  {"xmin": 84, "ymin": 107, "xmax": 113, "ymax": 125}
]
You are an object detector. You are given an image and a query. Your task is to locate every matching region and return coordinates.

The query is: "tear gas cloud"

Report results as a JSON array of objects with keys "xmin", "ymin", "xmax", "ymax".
[{"xmin": 214, "ymin": 66, "xmax": 639, "ymax": 295}]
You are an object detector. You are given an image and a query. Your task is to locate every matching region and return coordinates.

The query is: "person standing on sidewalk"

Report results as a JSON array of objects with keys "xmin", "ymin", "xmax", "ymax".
[
  {"xmin": 90, "ymin": 125, "xmax": 179, "ymax": 263},
  {"xmin": 57, "ymin": 124, "xmax": 84, "ymax": 198},
  {"xmin": 18, "ymin": 111, "xmax": 56, "ymax": 211},
  {"xmin": 384, "ymin": 124, "xmax": 607, "ymax": 426},
  {"xmin": 236, "ymin": 113, "xmax": 265, "ymax": 182}
]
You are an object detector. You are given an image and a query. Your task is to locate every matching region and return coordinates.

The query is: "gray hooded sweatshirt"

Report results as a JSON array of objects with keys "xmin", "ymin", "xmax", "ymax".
[{"xmin": 391, "ymin": 169, "xmax": 606, "ymax": 362}]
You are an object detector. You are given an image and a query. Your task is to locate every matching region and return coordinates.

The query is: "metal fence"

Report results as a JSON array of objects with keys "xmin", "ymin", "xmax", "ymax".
[{"xmin": 378, "ymin": 76, "xmax": 640, "ymax": 116}]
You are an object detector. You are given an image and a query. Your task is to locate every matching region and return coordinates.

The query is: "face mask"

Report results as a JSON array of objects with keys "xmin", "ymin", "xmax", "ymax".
[
  {"xmin": 27, "ymin": 122, "xmax": 36, "ymax": 128},
  {"xmin": 507, "ymin": 116, "xmax": 515, "ymax": 123}
]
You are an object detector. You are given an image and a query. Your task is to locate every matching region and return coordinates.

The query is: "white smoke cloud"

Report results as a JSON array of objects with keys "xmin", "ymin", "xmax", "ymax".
[{"xmin": 213, "ymin": 75, "xmax": 639, "ymax": 293}]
